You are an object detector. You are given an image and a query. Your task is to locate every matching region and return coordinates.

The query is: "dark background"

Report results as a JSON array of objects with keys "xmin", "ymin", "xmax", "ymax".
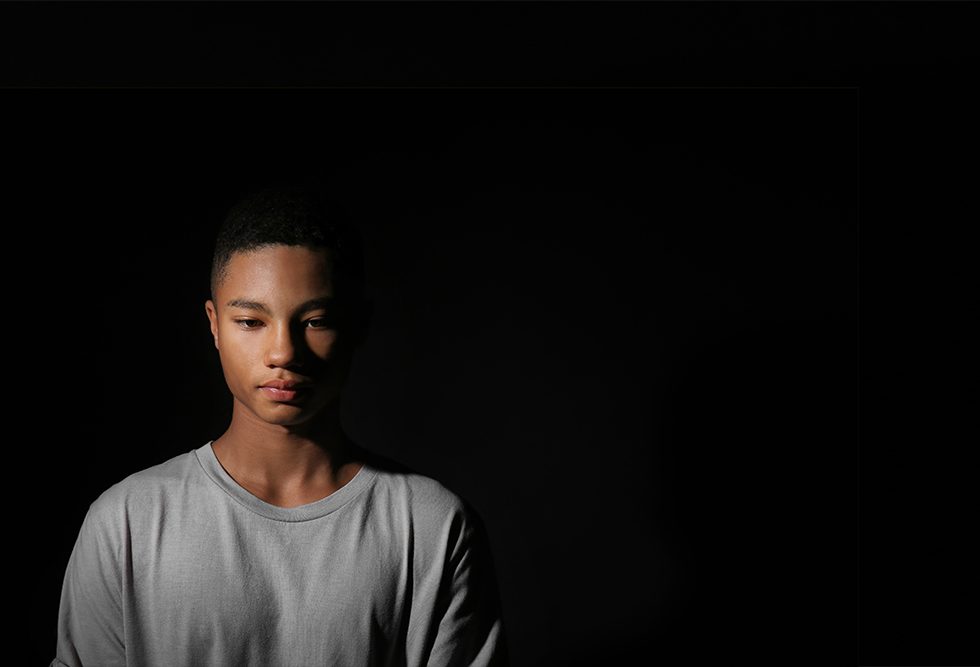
[
  {"xmin": 4, "ymin": 2, "xmax": 975, "ymax": 666},
  {"xmin": 18, "ymin": 86, "xmax": 857, "ymax": 666}
]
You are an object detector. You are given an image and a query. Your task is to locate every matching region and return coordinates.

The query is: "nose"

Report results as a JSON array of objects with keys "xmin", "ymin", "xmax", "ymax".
[{"xmin": 264, "ymin": 321, "xmax": 301, "ymax": 369}]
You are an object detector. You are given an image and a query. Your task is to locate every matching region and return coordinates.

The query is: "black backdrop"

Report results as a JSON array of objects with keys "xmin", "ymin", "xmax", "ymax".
[
  {"xmin": 16, "ymin": 86, "xmax": 857, "ymax": 665},
  {"xmin": 21, "ymin": 2, "xmax": 974, "ymax": 665},
  {"xmin": 11, "ymin": 3, "xmax": 980, "ymax": 665}
]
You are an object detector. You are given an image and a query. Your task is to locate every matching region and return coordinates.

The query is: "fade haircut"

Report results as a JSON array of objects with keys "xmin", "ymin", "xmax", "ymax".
[{"xmin": 210, "ymin": 185, "xmax": 364, "ymax": 308}]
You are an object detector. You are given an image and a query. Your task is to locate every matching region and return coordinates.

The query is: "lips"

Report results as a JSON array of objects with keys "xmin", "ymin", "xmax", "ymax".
[
  {"xmin": 259, "ymin": 379, "xmax": 312, "ymax": 403},
  {"xmin": 261, "ymin": 379, "xmax": 308, "ymax": 391}
]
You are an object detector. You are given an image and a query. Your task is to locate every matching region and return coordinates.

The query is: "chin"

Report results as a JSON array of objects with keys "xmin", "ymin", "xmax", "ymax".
[
  {"xmin": 259, "ymin": 406, "xmax": 316, "ymax": 427},
  {"xmin": 237, "ymin": 390, "xmax": 339, "ymax": 427},
  {"xmin": 259, "ymin": 397, "xmax": 339, "ymax": 427}
]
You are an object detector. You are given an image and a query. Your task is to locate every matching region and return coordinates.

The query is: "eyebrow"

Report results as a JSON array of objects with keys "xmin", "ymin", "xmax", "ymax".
[{"xmin": 225, "ymin": 297, "xmax": 335, "ymax": 315}]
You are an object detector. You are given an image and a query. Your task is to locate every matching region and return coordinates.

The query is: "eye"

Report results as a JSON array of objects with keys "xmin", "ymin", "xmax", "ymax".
[
  {"xmin": 305, "ymin": 317, "xmax": 331, "ymax": 330},
  {"xmin": 235, "ymin": 318, "xmax": 263, "ymax": 329}
]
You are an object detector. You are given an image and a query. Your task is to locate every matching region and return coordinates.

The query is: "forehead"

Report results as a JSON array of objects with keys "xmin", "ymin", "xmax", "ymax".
[{"xmin": 221, "ymin": 245, "xmax": 334, "ymax": 296}]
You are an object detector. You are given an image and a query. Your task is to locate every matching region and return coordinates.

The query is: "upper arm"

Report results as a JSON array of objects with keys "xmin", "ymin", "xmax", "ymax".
[
  {"xmin": 53, "ymin": 500, "xmax": 127, "ymax": 667},
  {"xmin": 426, "ymin": 504, "xmax": 509, "ymax": 666}
]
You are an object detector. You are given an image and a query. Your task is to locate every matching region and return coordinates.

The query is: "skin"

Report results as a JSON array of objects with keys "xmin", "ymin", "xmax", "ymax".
[{"xmin": 204, "ymin": 244, "xmax": 365, "ymax": 508}]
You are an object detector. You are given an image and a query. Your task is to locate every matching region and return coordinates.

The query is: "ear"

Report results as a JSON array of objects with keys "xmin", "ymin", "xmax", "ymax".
[{"xmin": 205, "ymin": 299, "xmax": 220, "ymax": 350}]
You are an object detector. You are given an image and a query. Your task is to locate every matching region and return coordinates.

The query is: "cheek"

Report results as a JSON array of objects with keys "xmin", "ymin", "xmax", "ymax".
[
  {"xmin": 217, "ymin": 334, "xmax": 257, "ymax": 373},
  {"xmin": 309, "ymin": 331, "xmax": 340, "ymax": 357}
]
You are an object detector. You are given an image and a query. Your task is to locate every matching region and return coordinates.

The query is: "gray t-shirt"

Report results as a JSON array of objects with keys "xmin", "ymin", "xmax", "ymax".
[{"xmin": 52, "ymin": 442, "xmax": 507, "ymax": 666}]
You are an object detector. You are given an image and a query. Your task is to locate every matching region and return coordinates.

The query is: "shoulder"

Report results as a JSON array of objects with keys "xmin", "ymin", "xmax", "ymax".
[
  {"xmin": 371, "ymin": 466, "xmax": 468, "ymax": 517},
  {"xmin": 84, "ymin": 448, "xmax": 202, "ymax": 527},
  {"xmin": 359, "ymin": 448, "xmax": 464, "ymax": 514},
  {"xmin": 359, "ymin": 452, "xmax": 487, "ymax": 547}
]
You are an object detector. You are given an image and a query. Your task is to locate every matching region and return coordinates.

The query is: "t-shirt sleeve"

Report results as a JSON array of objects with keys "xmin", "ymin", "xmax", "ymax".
[
  {"xmin": 52, "ymin": 498, "xmax": 127, "ymax": 667},
  {"xmin": 424, "ymin": 504, "xmax": 510, "ymax": 666}
]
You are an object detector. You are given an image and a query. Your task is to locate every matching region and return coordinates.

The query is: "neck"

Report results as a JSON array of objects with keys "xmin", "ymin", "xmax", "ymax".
[{"xmin": 211, "ymin": 399, "xmax": 363, "ymax": 508}]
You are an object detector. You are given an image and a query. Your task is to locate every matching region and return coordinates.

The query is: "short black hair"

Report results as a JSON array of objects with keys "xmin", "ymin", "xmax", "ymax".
[{"xmin": 210, "ymin": 185, "xmax": 364, "ymax": 304}]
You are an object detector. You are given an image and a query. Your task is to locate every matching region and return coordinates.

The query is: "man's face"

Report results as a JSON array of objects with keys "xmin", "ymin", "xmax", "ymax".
[{"xmin": 205, "ymin": 244, "xmax": 352, "ymax": 428}]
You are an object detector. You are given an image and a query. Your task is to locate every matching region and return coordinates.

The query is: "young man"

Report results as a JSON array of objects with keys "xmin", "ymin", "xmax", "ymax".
[{"xmin": 52, "ymin": 186, "xmax": 508, "ymax": 666}]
